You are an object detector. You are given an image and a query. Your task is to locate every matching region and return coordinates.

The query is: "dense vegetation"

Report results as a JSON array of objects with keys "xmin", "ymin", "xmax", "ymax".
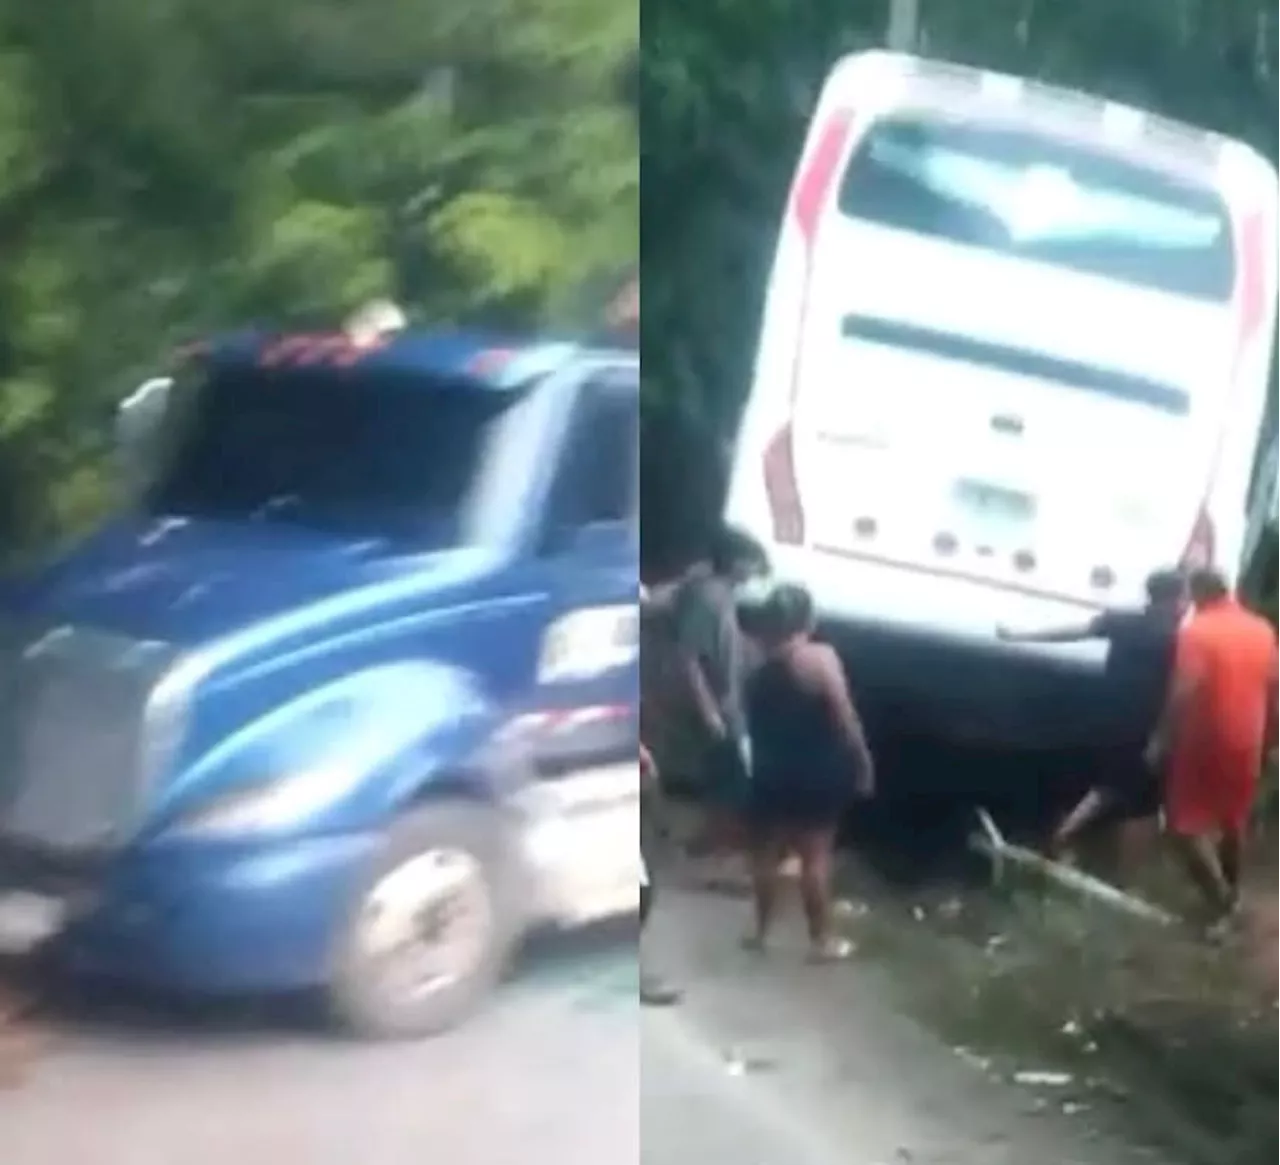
[
  {"xmin": 0, "ymin": 0, "xmax": 636, "ymax": 557},
  {"xmin": 640, "ymin": 0, "xmax": 1278, "ymax": 595},
  {"xmin": 0, "ymin": 0, "xmax": 1274, "ymax": 606}
]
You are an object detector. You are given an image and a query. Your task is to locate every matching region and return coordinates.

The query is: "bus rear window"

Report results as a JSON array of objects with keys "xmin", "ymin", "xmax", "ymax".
[{"xmin": 837, "ymin": 116, "xmax": 1234, "ymax": 302}]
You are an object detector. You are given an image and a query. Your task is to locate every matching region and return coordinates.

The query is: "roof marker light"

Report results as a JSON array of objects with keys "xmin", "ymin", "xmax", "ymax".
[
  {"xmin": 344, "ymin": 299, "xmax": 407, "ymax": 350},
  {"xmin": 293, "ymin": 335, "xmax": 350, "ymax": 365}
]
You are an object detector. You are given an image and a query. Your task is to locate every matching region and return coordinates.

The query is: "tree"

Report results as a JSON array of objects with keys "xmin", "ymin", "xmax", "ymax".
[{"xmin": 0, "ymin": 0, "xmax": 637, "ymax": 558}]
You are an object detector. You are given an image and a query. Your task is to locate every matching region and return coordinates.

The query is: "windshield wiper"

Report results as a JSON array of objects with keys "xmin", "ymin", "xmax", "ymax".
[{"xmin": 247, "ymin": 494, "xmax": 306, "ymax": 523}]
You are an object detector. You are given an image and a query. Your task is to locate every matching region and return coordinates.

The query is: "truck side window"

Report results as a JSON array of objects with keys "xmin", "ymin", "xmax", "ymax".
[{"xmin": 545, "ymin": 383, "xmax": 638, "ymax": 536}]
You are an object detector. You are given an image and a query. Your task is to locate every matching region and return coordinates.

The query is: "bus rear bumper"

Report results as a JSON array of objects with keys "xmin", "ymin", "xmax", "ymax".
[{"xmin": 767, "ymin": 545, "xmax": 1109, "ymax": 749}]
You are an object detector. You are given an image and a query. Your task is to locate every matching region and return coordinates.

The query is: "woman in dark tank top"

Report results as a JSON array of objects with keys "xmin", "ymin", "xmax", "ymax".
[{"xmin": 742, "ymin": 584, "xmax": 875, "ymax": 960}]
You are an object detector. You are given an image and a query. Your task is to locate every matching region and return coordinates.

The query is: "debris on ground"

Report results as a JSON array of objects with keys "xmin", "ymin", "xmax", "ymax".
[
  {"xmin": 936, "ymin": 897, "xmax": 964, "ymax": 921},
  {"xmin": 840, "ymin": 832, "xmax": 1278, "ymax": 1165},
  {"xmin": 833, "ymin": 898, "xmax": 868, "ymax": 920},
  {"xmin": 1012, "ymin": 1069, "xmax": 1074, "ymax": 1088},
  {"xmin": 951, "ymin": 1046, "xmax": 993, "ymax": 1073},
  {"xmin": 970, "ymin": 808, "xmax": 1177, "ymax": 927},
  {"xmin": 720, "ymin": 1047, "xmax": 775, "ymax": 1076}
]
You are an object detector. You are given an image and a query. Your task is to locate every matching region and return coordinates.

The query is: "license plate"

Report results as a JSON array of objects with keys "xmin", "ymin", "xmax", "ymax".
[
  {"xmin": 0, "ymin": 891, "xmax": 67, "ymax": 955},
  {"xmin": 953, "ymin": 480, "xmax": 1035, "ymax": 532}
]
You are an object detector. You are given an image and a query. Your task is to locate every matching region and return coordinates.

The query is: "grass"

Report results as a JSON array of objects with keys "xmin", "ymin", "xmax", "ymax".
[{"xmin": 842, "ymin": 834, "xmax": 1277, "ymax": 1165}]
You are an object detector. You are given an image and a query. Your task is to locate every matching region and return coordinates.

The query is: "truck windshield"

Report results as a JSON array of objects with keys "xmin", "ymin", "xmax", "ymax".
[{"xmin": 146, "ymin": 364, "xmax": 516, "ymax": 543}]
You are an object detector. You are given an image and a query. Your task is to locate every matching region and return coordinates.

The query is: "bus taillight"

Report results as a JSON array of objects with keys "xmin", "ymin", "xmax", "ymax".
[
  {"xmin": 763, "ymin": 423, "xmax": 805, "ymax": 545},
  {"xmin": 767, "ymin": 109, "xmax": 858, "ymax": 549},
  {"xmin": 790, "ymin": 109, "xmax": 855, "ymax": 244}
]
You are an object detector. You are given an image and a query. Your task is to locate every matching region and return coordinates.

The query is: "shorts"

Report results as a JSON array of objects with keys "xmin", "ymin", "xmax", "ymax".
[
  {"xmin": 746, "ymin": 766, "xmax": 854, "ymax": 835},
  {"xmin": 701, "ymin": 735, "xmax": 751, "ymax": 811},
  {"xmin": 1096, "ymin": 746, "xmax": 1161, "ymax": 822},
  {"xmin": 1165, "ymin": 738, "xmax": 1261, "ymax": 837},
  {"xmin": 744, "ymin": 798, "xmax": 852, "ymax": 839}
]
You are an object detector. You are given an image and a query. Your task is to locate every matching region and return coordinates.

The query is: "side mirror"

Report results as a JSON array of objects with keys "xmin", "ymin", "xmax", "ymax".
[{"xmin": 116, "ymin": 377, "xmax": 172, "ymax": 462}]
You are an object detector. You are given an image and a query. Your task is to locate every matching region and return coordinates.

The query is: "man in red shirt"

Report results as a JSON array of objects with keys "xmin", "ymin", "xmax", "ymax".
[{"xmin": 1149, "ymin": 568, "xmax": 1279, "ymax": 931}]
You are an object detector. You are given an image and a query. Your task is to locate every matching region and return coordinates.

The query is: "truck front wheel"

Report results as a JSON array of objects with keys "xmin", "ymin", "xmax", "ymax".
[{"xmin": 328, "ymin": 800, "xmax": 519, "ymax": 1039}]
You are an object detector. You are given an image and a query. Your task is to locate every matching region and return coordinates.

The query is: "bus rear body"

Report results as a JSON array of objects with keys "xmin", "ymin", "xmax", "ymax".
[{"xmin": 726, "ymin": 51, "xmax": 1278, "ymax": 746}]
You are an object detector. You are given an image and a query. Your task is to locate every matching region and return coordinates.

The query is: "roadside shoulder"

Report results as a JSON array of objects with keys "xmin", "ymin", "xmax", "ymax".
[{"xmin": 644, "ymin": 882, "xmax": 1166, "ymax": 1165}]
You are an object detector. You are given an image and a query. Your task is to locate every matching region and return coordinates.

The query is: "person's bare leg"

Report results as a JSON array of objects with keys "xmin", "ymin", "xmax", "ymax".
[
  {"xmin": 688, "ymin": 807, "xmax": 747, "ymax": 892},
  {"xmin": 744, "ymin": 833, "xmax": 785, "ymax": 950},
  {"xmin": 1218, "ymin": 827, "xmax": 1246, "ymax": 906},
  {"xmin": 1171, "ymin": 832, "xmax": 1234, "ymax": 919},
  {"xmin": 1048, "ymin": 788, "xmax": 1109, "ymax": 855},
  {"xmin": 1115, "ymin": 816, "xmax": 1159, "ymax": 882},
  {"xmin": 797, "ymin": 828, "xmax": 850, "ymax": 960},
  {"xmin": 639, "ymin": 882, "xmax": 681, "ymax": 1005},
  {"xmin": 688, "ymin": 806, "xmax": 728, "ymax": 855}
]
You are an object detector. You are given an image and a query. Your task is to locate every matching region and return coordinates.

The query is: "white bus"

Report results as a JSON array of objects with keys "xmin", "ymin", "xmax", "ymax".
[{"xmin": 725, "ymin": 51, "xmax": 1278, "ymax": 746}]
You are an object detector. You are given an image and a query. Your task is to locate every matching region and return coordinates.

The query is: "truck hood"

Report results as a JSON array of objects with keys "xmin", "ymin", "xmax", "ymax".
[{"xmin": 1, "ymin": 515, "xmax": 497, "ymax": 645}]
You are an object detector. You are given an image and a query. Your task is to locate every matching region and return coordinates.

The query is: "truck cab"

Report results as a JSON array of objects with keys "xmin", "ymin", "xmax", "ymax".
[{"xmin": 0, "ymin": 318, "xmax": 640, "ymax": 1037}]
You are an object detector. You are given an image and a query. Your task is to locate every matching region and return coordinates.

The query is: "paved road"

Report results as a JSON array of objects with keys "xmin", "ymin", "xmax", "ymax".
[
  {"xmin": 2, "ymin": 932, "xmax": 639, "ymax": 1165},
  {"xmin": 2, "ymin": 880, "xmax": 1176, "ymax": 1165},
  {"xmin": 642, "ymin": 1010, "xmax": 851, "ymax": 1164},
  {"xmin": 642, "ymin": 878, "xmax": 1170, "ymax": 1165}
]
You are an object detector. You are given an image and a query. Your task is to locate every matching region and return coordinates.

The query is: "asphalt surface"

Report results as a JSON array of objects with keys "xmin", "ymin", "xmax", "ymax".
[
  {"xmin": 3, "ymin": 874, "xmax": 1175, "ymax": 1165},
  {"xmin": 642, "ymin": 873, "xmax": 1170, "ymax": 1165},
  {"xmin": 2, "ymin": 931, "xmax": 640, "ymax": 1164},
  {"xmin": 642, "ymin": 1009, "xmax": 848, "ymax": 1164}
]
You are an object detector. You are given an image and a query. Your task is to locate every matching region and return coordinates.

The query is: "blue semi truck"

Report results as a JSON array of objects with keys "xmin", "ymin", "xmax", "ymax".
[{"xmin": 0, "ymin": 310, "xmax": 640, "ymax": 1038}]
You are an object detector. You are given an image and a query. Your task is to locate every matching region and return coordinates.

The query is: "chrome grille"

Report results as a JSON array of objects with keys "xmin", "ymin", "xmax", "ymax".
[{"xmin": 0, "ymin": 622, "xmax": 184, "ymax": 850}]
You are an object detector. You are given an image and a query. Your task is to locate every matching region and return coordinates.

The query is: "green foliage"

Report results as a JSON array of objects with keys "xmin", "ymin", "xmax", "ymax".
[{"xmin": 0, "ymin": 0, "xmax": 636, "ymax": 560}]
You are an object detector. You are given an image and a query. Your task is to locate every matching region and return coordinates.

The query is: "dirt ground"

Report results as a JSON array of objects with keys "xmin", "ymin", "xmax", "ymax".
[
  {"xmin": 840, "ymin": 835, "xmax": 1278, "ymax": 1165},
  {"xmin": 3, "ymin": 928, "xmax": 640, "ymax": 1163},
  {"xmin": 645, "ymin": 869, "xmax": 1170, "ymax": 1164}
]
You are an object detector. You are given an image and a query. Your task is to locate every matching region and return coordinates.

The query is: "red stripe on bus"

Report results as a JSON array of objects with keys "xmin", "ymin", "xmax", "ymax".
[
  {"xmin": 1186, "ymin": 204, "xmax": 1270, "ymax": 560},
  {"xmin": 789, "ymin": 108, "xmax": 855, "ymax": 247},
  {"xmin": 769, "ymin": 108, "xmax": 859, "ymax": 544},
  {"xmin": 1232, "ymin": 209, "xmax": 1267, "ymax": 356}
]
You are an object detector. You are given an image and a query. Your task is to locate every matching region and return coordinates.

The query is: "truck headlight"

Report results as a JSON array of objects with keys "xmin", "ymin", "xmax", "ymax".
[
  {"xmin": 166, "ymin": 764, "xmax": 362, "ymax": 837},
  {"xmin": 537, "ymin": 606, "xmax": 638, "ymax": 684}
]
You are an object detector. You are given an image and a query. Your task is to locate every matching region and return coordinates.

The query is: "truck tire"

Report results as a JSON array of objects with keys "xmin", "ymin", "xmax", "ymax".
[{"xmin": 328, "ymin": 799, "xmax": 520, "ymax": 1040}]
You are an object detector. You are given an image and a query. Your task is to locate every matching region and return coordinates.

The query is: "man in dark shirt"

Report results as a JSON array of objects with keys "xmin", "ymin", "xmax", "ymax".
[
  {"xmin": 671, "ymin": 528, "xmax": 768, "ymax": 882},
  {"xmin": 998, "ymin": 568, "xmax": 1185, "ymax": 860}
]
